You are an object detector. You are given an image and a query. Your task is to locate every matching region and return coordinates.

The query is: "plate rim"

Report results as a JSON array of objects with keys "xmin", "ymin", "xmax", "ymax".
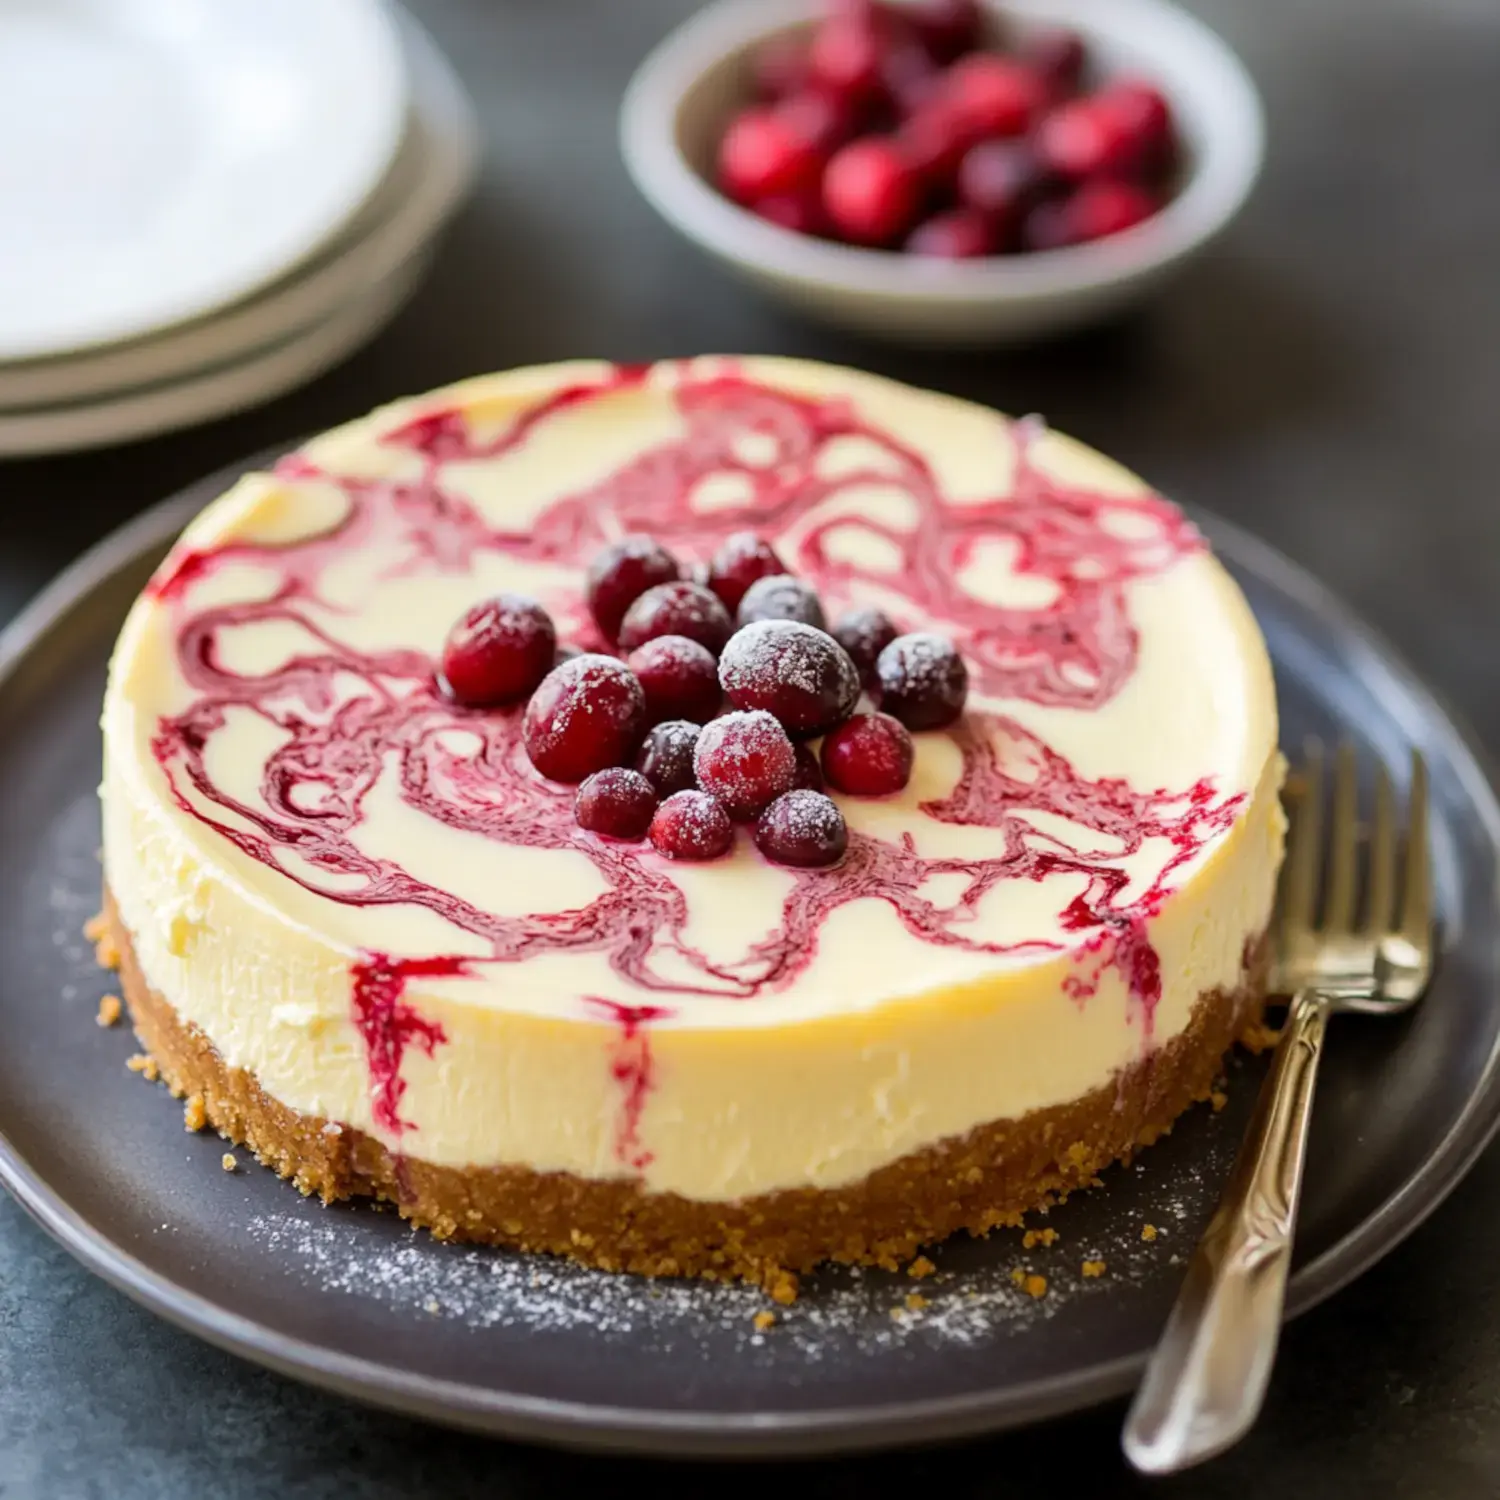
[{"xmin": 3, "ymin": 457, "xmax": 1499, "ymax": 1457}]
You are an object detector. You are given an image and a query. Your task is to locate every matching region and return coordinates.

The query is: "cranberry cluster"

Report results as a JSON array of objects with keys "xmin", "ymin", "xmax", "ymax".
[
  {"xmin": 438, "ymin": 530, "xmax": 969, "ymax": 866},
  {"xmin": 715, "ymin": 0, "xmax": 1177, "ymax": 257}
]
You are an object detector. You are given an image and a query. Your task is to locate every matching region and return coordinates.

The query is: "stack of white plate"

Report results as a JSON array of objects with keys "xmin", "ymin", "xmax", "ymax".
[{"xmin": 0, "ymin": 0, "xmax": 479, "ymax": 458}]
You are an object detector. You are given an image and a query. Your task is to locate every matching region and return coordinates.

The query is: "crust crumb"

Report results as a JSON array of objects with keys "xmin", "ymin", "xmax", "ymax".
[
  {"xmin": 752, "ymin": 1310, "xmax": 776, "ymax": 1332},
  {"xmin": 83, "ymin": 913, "xmax": 108, "ymax": 942},
  {"xmin": 184, "ymin": 1094, "xmax": 207, "ymax": 1132},
  {"xmin": 904, "ymin": 1292, "xmax": 929, "ymax": 1312},
  {"xmin": 767, "ymin": 1270, "xmax": 799, "ymax": 1306},
  {"xmin": 1081, "ymin": 1259, "xmax": 1107, "ymax": 1278},
  {"xmin": 1240, "ymin": 1020, "xmax": 1282, "ymax": 1053},
  {"xmin": 96, "ymin": 994, "xmax": 122, "ymax": 1028},
  {"xmin": 1210, "ymin": 1089, "xmax": 1228, "ymax": 1112},
  {"xmin": 1010, "ymin": 1266, "xmax": 1027, "ymax": 1287},
  {"xmin": 1022, "ymin": 1227, "xmax": 1059, "ymax": 1249},
  {"xmin": 126, "ymin": 1053, "xmax": 159, "ymax": 1082},
  {"xmin": 1142, "ymin": 1223, "xmax": 1159, "ymax": 1242},
  {"xmin": 221, "ymin": 1153, "xmax": 238, "ymax": 1172},
  {"xmin": 907, "ymin": 1255, "xmax": 936, "ymax": 1279},
  {"xmin": 1021, "ymin": 1273, "xmax": 1048, "ymax": 1299}
]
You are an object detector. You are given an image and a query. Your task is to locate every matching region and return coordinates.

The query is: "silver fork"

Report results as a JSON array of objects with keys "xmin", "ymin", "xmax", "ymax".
[{"xmin": 1123, "ymin": 743, "xmax": 1434, "ymax": 1474}]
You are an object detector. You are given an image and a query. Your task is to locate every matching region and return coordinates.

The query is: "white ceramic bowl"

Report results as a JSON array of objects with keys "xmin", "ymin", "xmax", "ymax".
[{"xmin": 620, "ymin": 0, "xmax": 1265, "ymax": 345}]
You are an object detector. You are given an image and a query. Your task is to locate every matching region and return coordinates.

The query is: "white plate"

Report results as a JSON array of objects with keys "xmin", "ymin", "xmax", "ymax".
[
  {"xmin": 0, "ymin": 0, "xmax": 408, "ymax": 360},
  {"xmin": 0, "ymin": 9, "xmax": 477, "ymax": 409},
  {"xmin": 0, "ymin": 253, "xmax": 428, "ymax": 458}
]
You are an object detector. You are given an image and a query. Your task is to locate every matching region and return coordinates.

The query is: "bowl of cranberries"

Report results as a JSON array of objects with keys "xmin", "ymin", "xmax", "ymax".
[{"xmin": 620, "ymin": 0, "xmax": 1263, "ymax": 344}]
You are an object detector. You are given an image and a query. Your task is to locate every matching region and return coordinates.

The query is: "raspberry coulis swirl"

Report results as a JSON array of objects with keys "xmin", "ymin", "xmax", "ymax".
[{"xmin": 146, "ymin": 367, "xmax": 1242, "ymax": 1144}]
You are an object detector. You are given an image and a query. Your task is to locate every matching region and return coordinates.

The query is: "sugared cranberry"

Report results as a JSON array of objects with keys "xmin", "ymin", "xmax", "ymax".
[
  {"xmin": 753, "ymin": 188, "xmax": 827, "ymax": 235},
  {"xmin": 693, "ymin": 710, "xmax": 797, "ymax": 820},
  {"xmin": 822, "ymin": 712, "xmax": 915, "ymax": 796},
  {"xmin": 1036, "ymin": 95, "xmax": 1144, "ymax": 181},
  {"xmin": 523, "ymin": 654, "xmax": 647, "ymax": 783},
  {"xmin": 737, "ymin": 573, "xmax": 827, "ymax": 630},
  {"xmin": 439, "ymin": 594, "xmax": 556, "ymax": 707},
  {"xmin": 707, "ymin": 531, "xmax": 786, "ymax": 614},
  {"xmin": 634, "ymin": 719, "xmax": 703, "ymax": 797},
  {"xmin": 946, "ymin": 54, "xmax": 1046, "ymax": 140},
  {"xmin": 719, "ymin": 620, "xmax": 860, "ymax": 739},
  {"xmin": 617, "ymin": 580, "xmax": 734, "ymax": 656},
  {"xmin": 574, "ymin": 768, "xmax": 657, "ymax": 841},
  {"xmin": 752, "ymin": 33, "xmax": 811, "ymax": 100},
  {"xmin": 832, "ymin": 606, "xmax": 898, "ymax": 681},
  {"xmin": 791, "ymin": 741, "xmax": 825, "ymax": 792},
  {"xmin": 628, "ymin": 634, "xmax": 721, "ymax": 724},
  {"xmin": 717, "ymin": 106, "xmax": 824, "ymax": 206},
  {"xmin": 754, "ymin": 790, "xmax": 849, "ymax": 869},
  {"xmin": 903, "ymin": 0, "xmax": 983, "ymax": 63},
  {"xmin": 586, "ymin": 535, "xmax": 681, "ymax": 643},
  {"xmin": 875, "ymin": 633, "xmax": 968, "ymax": 730},
  {"xmin": 650, "ymin": 790, "xmax": 735, "ymax": 861},
  {"xmin": 956, "ymin": 138, "xmax": 1048, "ymax": 233},
  {"xmin": 1023, "ymin": 179, "xmax": 1158, "ymax": 251},
  {"xmin": 1022, "ymin": 27, "xmax": 1086, "ymax": 100},
  {"xmin": 823, "ymin": 137, "xmax": 921, "ymax": 246},
  {"xmin": 906, "ymin": 208, "xmax": 994, "ymax": 258},
  {"xmin": 808, "ymin": 13, "xmax": 884, "ymax": 103},
  {"xmin": 897, "ymin": 97, "xmax": 978, "ymax": 187}
]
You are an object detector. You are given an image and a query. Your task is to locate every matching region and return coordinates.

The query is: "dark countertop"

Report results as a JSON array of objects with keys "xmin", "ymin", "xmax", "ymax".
[{"xmin": 3, "ymin": 1, "xmax": 1498, "ymax": 1494}]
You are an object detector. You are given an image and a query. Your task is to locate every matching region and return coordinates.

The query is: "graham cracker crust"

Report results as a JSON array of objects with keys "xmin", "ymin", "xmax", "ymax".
[{"xmin": 102, "ymin": 891, "xmax": 1266, "ymax": 1293}]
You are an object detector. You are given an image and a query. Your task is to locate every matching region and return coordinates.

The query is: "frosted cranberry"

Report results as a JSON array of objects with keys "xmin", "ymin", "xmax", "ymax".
[
  {"xmin": 1022, "ymin": 27, "xmax": 1086, "ymax": 100},
  {"xmin": 832, "ymin": 606, "xmax": 898, "ymax": 680},
  {"xmin": 754, "ymin": 791, "xmax": 848, "ymax": 869},
  {"xmin": 956, "ymin": 139, "xmax": 1048, "ymax": 231},
  {"xmin": 717, "ymin": 106, "xmax": 824, "ymax": 205},
  {"xmin": 693, "ymin": 710, "xmax": 797, "ymax": 820},
  {"xmin": 737, "ymin": 573, "xmax": 827, "ymax": 630},
  {"xmin": 634, "ymin": 719, "xmax": 702, "ymax": 797},
  {"xmin": 617, "ymin": 580, "xmax": 734, "ymax": 656},
  {"xmin": 1036, "ymin": 96, "xmax": 1143, "ymax": 180},
  {"xmin": 586, "ymin": 535, "xmax": 681, "ymax": 643},
  {"xmin": 946, "ymin": 55, "xmax": 1046, "ymax": 140},
  {"xmin": 822, "ymin": 712, "xmax": 915, "ymax": 796},
  {"xmin": 904, "ymin": 0, "xmax": 982, "ymax": 63},
  {"xmin": 707, "ymin": 531, "xmax": 786, "ymax": 613},
  {"xmin": 522, "ymin": 654, "xmax": 647, "ymax": 783},
  {"xmin": 897, "ymin": 97, "xmax": 978, "ymax": 186},
  {"xmin": 906, "ymin": 208, "xmax": 994, "ymax": 258},
  {"xmin": 649, "ymin": 790, "xmax": 735, "ymax": 861},
  {"xmin": 440, "ymin": 594, "xmax": 556, "ymax": 707},
  {"xmin": 791, "ymin": 741, "xmax": 825, "ymax": 792},
  {"xmin": 1023, "ymin": 179, "xmax": 1157, "ymax": 251},
  {"xmin": 808, "ymin": 15, "xmax": 884, "ymax": 103},
  {"xmin": 779, "ymin": 89, "xmax": 859, "ymax": 155},
  {"xmin": 752, "ymin": 33, "xmax": 811, "ymax": 100},
  {"xmin": 823, "ymin": 138, "xmax": 921, "ymax": 246},
  {"xmin": 628, "ymin": 634, "xmax": 721, "ymax": 724},
  {"xmin": 875, "ymin": 633, "xmax": 968, "ymax": 730},
  {"xmin": 719, "ymin": 620, "xmax": 860, "ymax": 738},
  {"xmin": 574, "ymin": 768, "xmax": 657, "ymax": 841},
  {"xmin": 753, "ymin": 188, "xmax": 826, "ymax": 235}
]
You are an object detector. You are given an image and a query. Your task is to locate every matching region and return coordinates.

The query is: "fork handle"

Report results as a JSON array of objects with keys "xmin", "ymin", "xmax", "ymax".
[{"xmin": 1122, "ymin": 987, "xmax": 1331, "ymax": 1474}]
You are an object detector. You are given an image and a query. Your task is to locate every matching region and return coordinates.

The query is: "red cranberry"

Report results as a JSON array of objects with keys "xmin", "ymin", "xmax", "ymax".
[
  {"xmin": 522, "ymin": 654, "xmax": 647, "ymax": 783},
  {"xmin": 634, "ymin": 719, "xmax": 702, "ymax": 797},
  {"xmin": 719, "ymin": 620, "xmax": 860, "ymax": 739},
  {"xmin": 946, "ymin": 55, "xmax": 1046, "ymax": 140},
  {"xmin": 823, "ymin": 138, "xmax": 921, "ymax": 246},
  {"xmin": 628, "ymin": 634, "xmax": 721, "ymax": 724},
  {"xmin": 1021, "ymin": 27, "xmax": 1086, "ymax": 100},
  {"xmin": 779, "ymin": 89, "xmax": 859, "ymax": 155},
  {"xmin": 808, "ymin": 14, "xmax": 884, "ymax": 103},
  {"xmin": 586, "ymin": 535, "xmax": 681, "ymax": 643},
  {"xmin": 1023, "ymin": 179, "xmax": 1158, "ymax": 251},
  {"xmin": 906, "ymin": 208, "xmax": 995, "ymax": 258},
  {"xmin": 791, "ymin": 741, "xmax": 825, "ymax": 792},
  {"xmin": 707, "ymin": 531, "xmax": 786, "ymax": 614},
  {"xmin": 897, "ymin": 97, "xmax": 978, "ymax": 187},
  {"xmin": 649, "ymin": 790, "xmax": 735, "ymax": 861},
  {"xmin": 1098, "ymin": 78, "xmax": 1177, "ymax": 173},
  {"xmin": 956, "ymin": 138, "xmax": 1048, "ymax": 234},
  {"xmin": 439, "ymin": 594, "xmax": 556, "ymax": 707},
  {"xmin": 693, "ymin": 710, "xmax": 797, "ymax": 820},
  {"xmin": 1036, "ymin": 96, "xmax": 1143, "ymax": 181},
  {"xmin": 875, "ymin": 633, "xmax": 968, "ymax": 730},
  {"xmin": 752, "ymin": 33, "xmax": 811, "ymax": 100},
  {"xmin": 879, "ymin": 38, "xmax": 941, "ymax": 114},
  {"xmin": 717, "ymin": 106, "xmax": 824, "ymax": 205},
  {"xmin": 832, "ymin": 606, "xmax": 898, "ymax": 680},
  {"xmin": 574, "ymin": 767, "xmax": 657, "ymax": 841},
  {"xmin": 617, "ymin": 580, "xmax": 734, "ymax": 656},
  {"xmin": 754, "ymin": 790, "xmax": 849, "ymax": 869},
  {"xmin": 903, "ymin": 0, "xmax": 982, "ymax": 63},
  {"xmin": 737, "ymin": 573, "xmax": 827, "ymax": 631},
  {"xmin": 822, "ymin": 712, "xmax": 915, "ymax": 796},
  {"xmin": 753, "ymin": 188, "xmax": 826, "ymax": 235}
]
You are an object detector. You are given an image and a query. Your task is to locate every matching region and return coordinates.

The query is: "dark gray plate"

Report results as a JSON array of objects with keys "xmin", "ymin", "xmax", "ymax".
[{"xmin": 2, "ymin": 451, "xmax": 1498, "ymax": 1459}]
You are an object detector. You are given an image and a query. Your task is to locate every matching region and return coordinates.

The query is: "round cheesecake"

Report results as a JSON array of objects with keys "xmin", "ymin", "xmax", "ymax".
[{"xmin": 100, "ymin": 358, "xmax": 1284, "ymax": 1287}]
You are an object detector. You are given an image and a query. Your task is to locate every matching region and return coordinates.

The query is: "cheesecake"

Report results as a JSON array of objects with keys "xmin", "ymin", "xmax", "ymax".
[{"xmin": 99, "ymin": 358, "xmax": 1284, "ymax": 1289}]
